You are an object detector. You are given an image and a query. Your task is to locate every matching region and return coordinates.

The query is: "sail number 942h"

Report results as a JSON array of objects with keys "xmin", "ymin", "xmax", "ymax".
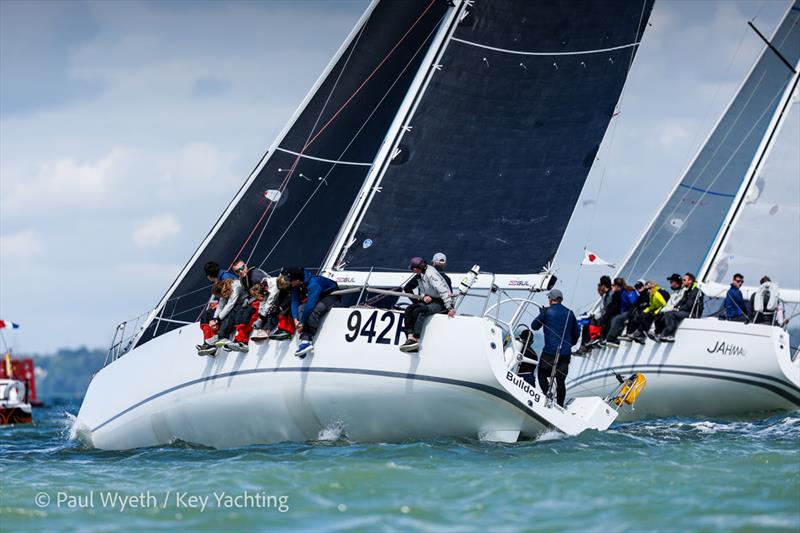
[{"xmin": 344, "ymin": 310, "xmax": 405, "ymax": 345}]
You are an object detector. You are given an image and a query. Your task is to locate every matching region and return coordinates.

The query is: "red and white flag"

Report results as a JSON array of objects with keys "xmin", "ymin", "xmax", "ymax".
[{"xmin": 582, "ymin": 249, "xmax": 615, "ymax": 268}]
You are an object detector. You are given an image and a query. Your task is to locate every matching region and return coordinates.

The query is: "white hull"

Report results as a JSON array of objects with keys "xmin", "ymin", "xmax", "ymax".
[
  {"xmin": 78, "ymin": 309, "xmax": 615, "ymax": 450},
  {"xmin": 569, "ymin": 318, "xmax": 800, "ymax": 420}
]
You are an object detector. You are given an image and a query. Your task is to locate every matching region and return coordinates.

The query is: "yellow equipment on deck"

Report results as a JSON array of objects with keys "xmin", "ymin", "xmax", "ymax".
[{"xmin": 613, "ymin": 373, "xmax": 647, "ymax": 406}]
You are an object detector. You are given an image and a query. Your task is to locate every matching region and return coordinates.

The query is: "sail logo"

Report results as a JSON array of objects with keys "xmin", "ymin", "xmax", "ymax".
[
  {"xmin": 508, "ymin": 280, "xmax": 530, "ymax": 287},
  {"xmin": 706, "ymin": 341, "xmax": 745, "ymax": 357},
  {"xmin": 506, "ymin": 372, "xmax": 541, "ymax": 403}
]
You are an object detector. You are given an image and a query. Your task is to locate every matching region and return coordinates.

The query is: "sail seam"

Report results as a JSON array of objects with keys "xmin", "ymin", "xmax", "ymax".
[
  {"xmin": 275, "ymin": 147, "xmax": 373, "ymax": 166},
  {"xmin": 450, "ymin": 37, "xmax": 640, "ymax": 56}
]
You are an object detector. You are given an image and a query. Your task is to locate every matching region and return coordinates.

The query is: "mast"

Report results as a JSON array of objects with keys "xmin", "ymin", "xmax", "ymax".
[
  {"xmin": 321, "ymin": 0, "xmax": 466, "ymax": 274},
  {"xmin": 132, "ymin": 1, "xmax": 381, "ymax": 348}
]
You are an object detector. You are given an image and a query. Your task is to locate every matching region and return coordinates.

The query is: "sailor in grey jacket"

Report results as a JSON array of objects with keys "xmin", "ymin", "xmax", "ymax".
[{"xmin": 414, "ymin": 264, "xmax": 455, "ymax": 311}]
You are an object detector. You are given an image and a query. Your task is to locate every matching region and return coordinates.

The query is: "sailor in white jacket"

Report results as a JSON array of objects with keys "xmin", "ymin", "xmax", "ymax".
[{"xmin": 400, "ymin": 256, "xmax": 455, "ymax": 353}]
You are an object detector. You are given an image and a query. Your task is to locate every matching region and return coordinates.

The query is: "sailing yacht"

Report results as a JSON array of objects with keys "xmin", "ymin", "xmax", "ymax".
[
  {"xmin": 76, "ymin": 0, "xmax": 655, "ymax": 449},
  {"xmin": 569, "ymin": 1, "xmax": 800, "ymax": 420}
]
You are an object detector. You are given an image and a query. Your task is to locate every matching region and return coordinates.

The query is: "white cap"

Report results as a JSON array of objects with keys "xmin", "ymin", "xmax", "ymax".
[{"xmin": 432, "ymin": 252, "xmax": 447, "ymax": 263}]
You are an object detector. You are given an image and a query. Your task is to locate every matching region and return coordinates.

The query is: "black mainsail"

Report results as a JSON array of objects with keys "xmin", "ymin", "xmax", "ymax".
[
  {"xmin": 136, "ymin": 0, "xmax": 452, "ymax": 346},
  {"xmin": 330, "ymin": 0, "xmax": 654, "ymax": 276}
]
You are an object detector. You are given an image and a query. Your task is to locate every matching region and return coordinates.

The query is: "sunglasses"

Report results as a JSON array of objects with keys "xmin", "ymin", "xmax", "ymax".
[{"xmin": 234, "ymin": 266, "xmax": 247, "ymax": 273}]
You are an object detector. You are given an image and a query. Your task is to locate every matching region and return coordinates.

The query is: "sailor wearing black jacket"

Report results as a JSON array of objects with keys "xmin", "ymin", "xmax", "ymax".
[{"xmin": 657, "ymin": 273, "xmax": 703, "ymax": 342}]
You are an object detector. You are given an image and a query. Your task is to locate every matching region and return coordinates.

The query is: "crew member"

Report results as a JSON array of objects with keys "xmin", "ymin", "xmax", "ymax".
[
  {"xmin": 404, "ymin": 252, "xmax": 453, "ymax": 294},
  {"xmin": 530, "ymin": 288, "xmax": 580, "ymax": 407},
  {"xmin": 657, "ymin": 272, "xmax": 703, "ymax": 342},
  {"xmin": 287, "ymin": 267, "xmax": 340, "ymax": 358},
  {"xmin": 400, "ymin": 257, "xmax": 455, "ymax": 353},
  {"xmin": 724, "ymin": 273, "xmax": 748, "ymax": 322}
]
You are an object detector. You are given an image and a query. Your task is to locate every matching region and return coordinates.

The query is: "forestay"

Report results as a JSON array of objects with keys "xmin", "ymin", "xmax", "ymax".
[
  {"xmin": 328, "ymin": 0, "xmax": 654, "ymax": 279},
  {"xmin": 618, "ymin": 2, "xmax": 800, "ymax": 284}
]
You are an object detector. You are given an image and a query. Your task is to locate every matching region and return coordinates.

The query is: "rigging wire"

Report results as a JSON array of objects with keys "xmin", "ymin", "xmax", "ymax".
[
  {"xmin": 636, "ymin": 84, "xmax": 784, "ymax": 278},
  {"xmin": 230, "ymin": 0, "xmax": 439, "ymax": 268},
  {"xmin": 256, "ymin": 19, "xmax": 445, "ymax": 270},
  {"xmin": 243, "ymin": 11, "xmax": 371, "ymax": 266},
  {"xmin": 625, "ymin": 10, "xmax": 790, "ymax": 277}
]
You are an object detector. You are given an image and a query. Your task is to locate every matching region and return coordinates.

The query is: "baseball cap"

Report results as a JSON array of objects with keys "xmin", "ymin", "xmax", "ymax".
[
  {"xmin": 667, "ymin": 273, "xmax": 682, "ymax": 283},
  {"xmin": 432, "ymin": 252, "xmax": 447, "ymax": 263},
  {"xmin": 547, "ymin": 288, "xmax": 563, "ymax": 300}
]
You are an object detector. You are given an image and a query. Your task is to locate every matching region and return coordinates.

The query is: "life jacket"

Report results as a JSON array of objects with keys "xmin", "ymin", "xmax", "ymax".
[{"xmin": 754, "ymin": 282, "xmax": 779, "ymax": 313}]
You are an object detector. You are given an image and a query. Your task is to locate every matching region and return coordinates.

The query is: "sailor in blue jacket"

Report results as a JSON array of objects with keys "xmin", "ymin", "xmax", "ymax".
[
  {"xmin": 531, "ymin": 289, "xmax": 580, "ymax": 407},
  {"xmin": 724, "ymin": 273, "xmax": 748, "ymax": 322},
  {"xmin": 286, "ymin": 267, "xmax": 339, "ymax": 358}
]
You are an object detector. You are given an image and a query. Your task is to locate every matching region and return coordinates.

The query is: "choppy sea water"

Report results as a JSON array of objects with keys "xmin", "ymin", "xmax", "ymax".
[{"xmin": 1, "ymin": 398, "xmax": 798, "ymax": 531}]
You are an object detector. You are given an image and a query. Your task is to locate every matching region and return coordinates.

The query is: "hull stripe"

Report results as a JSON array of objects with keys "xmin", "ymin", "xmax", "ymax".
[
  {"xmin": 570, "ymin": 365, "xmax": 800, "ymax": 407},
  {"xmin": 90, "ymin": 366, "xmax": 552, "ymax": 433}
]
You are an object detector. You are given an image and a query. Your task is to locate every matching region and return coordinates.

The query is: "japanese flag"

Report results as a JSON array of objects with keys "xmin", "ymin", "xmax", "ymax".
[{"xmin": 582, "ymin": 250, "xmax": 615, "ymax": 268}]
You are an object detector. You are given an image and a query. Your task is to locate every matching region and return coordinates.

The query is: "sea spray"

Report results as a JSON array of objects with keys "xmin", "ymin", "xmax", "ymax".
[{"xmin": 64, "ymin": 411, "xmax": 93, "ymax": 448}]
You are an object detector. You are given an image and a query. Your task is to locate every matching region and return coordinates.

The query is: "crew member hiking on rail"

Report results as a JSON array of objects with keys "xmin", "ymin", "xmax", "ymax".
[
  {"xmin": 255, "ymin": 275, "xmax": 294, "ymax": 341},
  {"xmin": 204, "ymin": 260, "xmax": 238, "ymax": 283},
  {"xmin": 530, "ymin": 288, "xmax": 580, "ymax": 407},
  {"xmin": 197, "ymin": 260, "xmax": 244, "ymax": 356},
  {"xmin": 630, "ymin": 281, "xmax": 667, "ymax": 344},
  {"xmin": 232, "ymin": 260, "xmax": 289, "ymax": 342},
  {"xmin": 604, "ymin": 278, "xmax": 638, "ymax": 347},
  {"xmin": 656, "ymin": 272, "xmax": 703, "ymax": 342},
  {"xmin": 287, "ymin": 267, "xmax": 340, "ymax": 359},
  {"xmin": 400, "ymin": 257, "xmax": 455, "ymax": 353},
  {"xmin": 404, "ymin": 251, "xmax": 453, "ymax": 294}
]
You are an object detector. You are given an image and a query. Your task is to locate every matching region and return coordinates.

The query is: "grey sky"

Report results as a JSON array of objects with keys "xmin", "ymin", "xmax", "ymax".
[{"xmin": 0, "ymin": 0, "xmax": 789, "ymax": 353}]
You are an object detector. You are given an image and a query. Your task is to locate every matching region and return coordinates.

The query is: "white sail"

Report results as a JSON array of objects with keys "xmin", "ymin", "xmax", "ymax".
[{"xmin": 706, "ymin": 87, "xmax": 800, "ymax": 301}]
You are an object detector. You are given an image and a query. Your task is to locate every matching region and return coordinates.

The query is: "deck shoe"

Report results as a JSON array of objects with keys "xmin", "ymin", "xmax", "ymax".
[
  {"xmin": 214, "ymin": 338, "xmax": 229, "ymax": 348},
  {"xmin": 196, "ymin": 344, "xmax": 217, "ymax": 356},
  {"xmin": 250, "ymin": 329, "xmax": 270, "ymax": 342},
  {"xmin": 660, "ymin": 335, "xmax": 675, "ymax": 343},
  {"xmin": 632, "ymin": 335, "xmax": 646, "ymax": 345},
  {"xmin": 229, "ymin": 341, "xmax": 249, "ymax": 352},
  {"xmin": 605, "ymin": 340, "xmax": 620, "ymax": 348},
  {"xmin": 295, "ymin": 341, "xmax": 314, "ymax": 358},
  {"xmin": 619, "ymin": 334, "xmax": 633, "ymax": 342},
  {"xmin": 646, "ymin": 331, "xmax": 657, "ymax": 341},
  {"xmin": 399, "ymin": 339, "xmax": 419, "ymax": 353},
  {"xmin": 269, "ymin": 329, "xmax": 292, "ymax": 341}
]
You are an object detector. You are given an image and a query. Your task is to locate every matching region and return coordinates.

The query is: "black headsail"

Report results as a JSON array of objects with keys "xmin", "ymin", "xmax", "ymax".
[
  {"xmin": 136, "ymin": 0, "xmax": 452, "ymax": 346},
  {"xmin": 331, "ymin": 0, "xmax": 654, "ymax": 277}
]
